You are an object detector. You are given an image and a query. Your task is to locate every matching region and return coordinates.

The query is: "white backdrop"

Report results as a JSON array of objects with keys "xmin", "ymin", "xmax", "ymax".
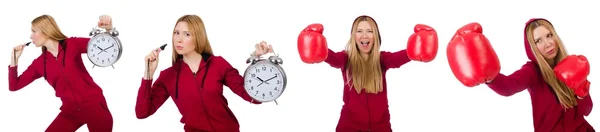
[{"xmin": 0, "ymin": 0, "xmax": 597, "ymax": 132}]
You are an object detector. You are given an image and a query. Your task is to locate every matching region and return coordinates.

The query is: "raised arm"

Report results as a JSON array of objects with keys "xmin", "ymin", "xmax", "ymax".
[
  {"xmin": 135, "ymin": 71, "xmax": 171, "ymax": 119},
  {"xmin": 68, "ymin": 37, "xmax": 91, "ymax": 54},
  {"xmin": 8, "ymin": 58, "xmax": 43, "ymax": 91},
  {"xmin": 485, "ymin": 62, "xmax": 537, "ymax": 96},
  {"xmin": 380, "ymin": 50, "xmax": 411, "ymax": 69},
  {"xmin": 324, "ymin": 49, "xmax": 348, "ymax": 69},
  {"xmin": 218, "ymin": 57, "xmax": 261, "ymax": 104},
  {"xmin": 577, "ymin": 92, "xmax": 593, "ymax": 116}
]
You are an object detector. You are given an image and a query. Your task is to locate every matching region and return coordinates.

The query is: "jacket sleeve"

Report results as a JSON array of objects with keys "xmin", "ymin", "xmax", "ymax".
[
  {"xmin": 135, "ymin": 71, "xmax": 171, "ymax": 119},
  {"xmin": 8, "ymin": 58, "xmax": 42, "ymax": 91},
  {"xmin": 577, "ymin": 92, "xmax": 593, "ymax": 116},
  {"xmin": 221, "ymin": 58, "xmax": 261, "ymax": 104},
  {"xmin": 380, "ymin": 50, "xmax": 411, "ymax": 69},
  {"xmin": 68, "ymin": 37, "xmax": 91, "ymax": 54},
  {"xmin": 485, "ymin": 62, "xmax": 537, "ymax": 96},
  {"xmin": 324, "ymin": 49, "xmax": 348, "ymax": 69}
]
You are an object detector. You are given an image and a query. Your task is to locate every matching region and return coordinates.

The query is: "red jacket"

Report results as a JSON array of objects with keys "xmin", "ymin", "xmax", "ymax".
[
  {"xmin": 325, "ymin": 49, "xmax": 411, "ymax": 132},
  {"xmin": 486, "ymin": 18, "xmax": 594, "ymax": 132},
  {"xmin": 135, "ymin": 53, "xmax": 260, "ymax": 132},
  {"xmin": 8, "ymin": 37, "xmax": 106, "ymax": 110}
]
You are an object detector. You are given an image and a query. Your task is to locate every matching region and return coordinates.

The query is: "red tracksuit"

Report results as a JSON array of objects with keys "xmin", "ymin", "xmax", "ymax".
[
  {"xmin": 136, "ymin": 53, "xmax": 261, "ymax": 132},
  {"xmin": 485, "ymin": 18, "xmax": 594, "ymax": 132},
  {"xmin": 8, "ymin": 37, "xmax": 113, "ymax": 132},
  {"xmin": 325, "ymin": 49, "xmax": 411, "ymax": 132}
]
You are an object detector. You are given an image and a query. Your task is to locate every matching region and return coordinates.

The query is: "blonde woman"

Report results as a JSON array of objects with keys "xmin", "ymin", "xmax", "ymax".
[
  {"xmin": 8, "ymin": 14, "xmax": 115, "ymax": 132},
  {"xmin": 136, "ymin": 14, "xmax": 272, "ymax": 132},
  {"xmin": 297, "ymin": 15, "xmax": 438, "ymax": 131},
  {"xmin": 485, "ymin": 18, "xmax": 594, "ymax": 131}
]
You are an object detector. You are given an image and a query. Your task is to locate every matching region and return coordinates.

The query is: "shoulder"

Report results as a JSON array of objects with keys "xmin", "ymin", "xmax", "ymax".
[
  {"xmin": 157, "ymin": 66, "xmax": 178, "ymax": 78},
  {"xmin": 208, "ymin": 56, "xmax": 232, "ymax": 67}
]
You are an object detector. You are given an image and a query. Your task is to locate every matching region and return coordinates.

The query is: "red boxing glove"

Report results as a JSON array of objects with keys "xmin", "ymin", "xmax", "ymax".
[
  {"xmin": 297, "ymin": 23, "xmax": 328, "ymax": 64},
  {"xmin": 554, "ymin": 55, "xmax": 591, "ymax": 97},
  {"xmin": 575, "ymin": 80, "xmax": 590, "ymax": 98},
  {"xmin": 446, "ymin": 22, "xmax": 501, "ymax": 87},
  {"xmin": 407, "ymin": 24, "xmax": 439, "ymax": 62}
]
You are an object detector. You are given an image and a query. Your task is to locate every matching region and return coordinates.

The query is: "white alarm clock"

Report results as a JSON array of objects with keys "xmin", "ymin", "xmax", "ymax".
[
  {"xmin": 87, "ymin": 27, "xmax": 123, "ymax": 68},
  {"xmin": 243, "ymin": 52, "xmax": 287, "ymax": 104}
]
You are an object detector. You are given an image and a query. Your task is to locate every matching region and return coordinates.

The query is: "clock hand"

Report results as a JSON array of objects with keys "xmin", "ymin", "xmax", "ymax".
[
  {"xmin": 264, "ymin": 74, "xmax": 278, "ymax": 82},
  {"xmin": 257, "ymin": 77, "xmax": 269, "ymax": 84},
  {"xmin": 100, "ymin": 45, "xmax": 114, "ymax": 53},
  {"xmin": 257, "ymin": 82, "xmax": 264, "ymax": 87}
]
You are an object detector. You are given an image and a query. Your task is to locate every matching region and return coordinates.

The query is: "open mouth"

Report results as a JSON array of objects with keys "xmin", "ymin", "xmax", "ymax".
[{"xmin": 360, "ymin": 41, "xmax": 370, "ymax": 48}]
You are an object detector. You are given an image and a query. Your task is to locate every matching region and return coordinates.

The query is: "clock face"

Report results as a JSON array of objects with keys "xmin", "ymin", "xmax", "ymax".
[
  {"xmin": 244, "ymin": 63, "xmax": 286, "ymax": 102},
  {"xmin": 87, "ymin": 34, "xmax": 121, "ymax": 67}
]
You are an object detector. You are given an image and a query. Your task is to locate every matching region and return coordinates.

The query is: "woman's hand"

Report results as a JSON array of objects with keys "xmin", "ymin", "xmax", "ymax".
[
  {"xmin": 253, "ymin": 41, "xmax": 273, "ymax": 57},
  {"xmin": 144, "ymin": 48, "xmax": 161, "ymax": 80},
  {"xmin": 10, "ymin": 43, "xmax": 27, "ymax": 66},
  {"xmin": 98, "ymin": 15, "xmax": 113, "ymax": 30}
]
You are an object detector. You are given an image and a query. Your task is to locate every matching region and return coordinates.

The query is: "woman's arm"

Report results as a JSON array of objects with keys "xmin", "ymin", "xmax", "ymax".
[
  {"xmin": 324, "ymin": 49, "xmax": 348, "ymax": 69},
  {"xmin": 485, "ymin": 62, "xmax": 537, "ymax": 96},
  {"xmin": 135, "ymin": 71, "xmax": 171, "ymax": 119},
  {"xmin": 576, "ymin": 81, "xmax": 593, "ymax": 116},
  {"xmin": 69, "ymin": 37, "xmax": 91, "ymax": 54},
  {"xmin": 380, "ymin": 50, "xmax": 411, "ymax": 69},
  {"xmin": 219, "ymin": 57, "xmax": 261, "ymax": 104},
  {"xmin": 8, "ymin": 57, "xmax": 42, "ymax": 91}
]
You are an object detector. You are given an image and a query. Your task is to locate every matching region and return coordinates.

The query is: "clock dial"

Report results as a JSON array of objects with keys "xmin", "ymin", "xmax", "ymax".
[
  {"xmin": 87, "ymin": 34, "xmax": 120, "ymax": 67},
  {"xmin": 244, "ymin": 63, "xmax": 285, "ymax": 102}
]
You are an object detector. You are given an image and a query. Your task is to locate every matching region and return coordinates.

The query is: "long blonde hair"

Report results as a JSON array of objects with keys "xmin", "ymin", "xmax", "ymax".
[
  {"xmin": 525, "ymin": 19, "xmax": 577, "ymax": 109},
  {"xmin": 31, "ymin": 15, "xmax": 67, "ymax": 52},
  {"xmin": 171, "ymin": 15, "xmax": 214, "ymax": 63},
  {"xmin": 345, "ymin": 16, "xmax": 383, "ymax": 94}
]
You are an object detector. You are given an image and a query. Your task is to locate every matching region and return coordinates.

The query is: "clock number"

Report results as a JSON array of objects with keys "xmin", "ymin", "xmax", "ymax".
[
  {"xmin": 274, "ymin": 87, "xmax": 278, "ymax": 91},
  {"xmin": 251, "ymin": 74, "xmax": 256, "ymax": 78},
  {"xmin": 250, "ymin": 86, "xmax": 254, "ymax": 90},
  {"xmin": 247, "ymin": 79, "xmax": 252, "ymax": 83},
  {"xmin": 96, "ymin": 40, "xmax": 100, "ymax": 43},
  {"xmin": 255, "ymin": 91, "xmax": 259, "ymax": 94},
  {"xmin": 277, "ymin": 80, "xmax": 280, "ymax": 84},
  {"xmin": 102, "ymin": 38, "xmax": 105, "ymax": 41},
  {"xmin": 255, "ymin": 68, "xmax": 260, "ymax": 73},
  {"xmin": 262, "ymin": 67, "xmax": 266, "ymax": 71},
  {"xmin": 269, "ymin": 91, "xmax": 272, "ymax": 95}
]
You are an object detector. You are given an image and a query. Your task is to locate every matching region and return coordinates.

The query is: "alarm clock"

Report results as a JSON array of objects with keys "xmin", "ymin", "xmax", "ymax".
[
  {"xmin": 87, "ymin": 27, "xmax": 123, "ymax": 69},
  {"xmin": 243, "ymin": 52, "xmax": 287, "ymax": 105}
]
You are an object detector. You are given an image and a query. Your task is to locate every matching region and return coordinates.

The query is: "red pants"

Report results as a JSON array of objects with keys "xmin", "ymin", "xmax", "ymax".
[{"xmin": 45, "ymin": 100, "xmax": 113, "ymax": 132}]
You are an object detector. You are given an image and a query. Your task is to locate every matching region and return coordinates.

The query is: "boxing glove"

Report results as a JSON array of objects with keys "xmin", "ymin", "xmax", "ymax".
[
  {"xmin": 447, "ymin": 22, "xmax": 501, "ymax": 87},
  {"xmin": 407, "ymin": 24, "xmax": 438, "ymax": 62},
  {"xmin": 554, "ymin": 55, "xmax": 591, "ymax": 97},
  {"xmin": 298, "ymin": 23, "xmax": 328, "ymax": 64}
]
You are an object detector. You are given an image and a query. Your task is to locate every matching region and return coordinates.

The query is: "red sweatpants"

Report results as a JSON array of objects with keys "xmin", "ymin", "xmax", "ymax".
[{"xmin": 45, "ymin": 100, "xmax": 113, "ymax": 132}]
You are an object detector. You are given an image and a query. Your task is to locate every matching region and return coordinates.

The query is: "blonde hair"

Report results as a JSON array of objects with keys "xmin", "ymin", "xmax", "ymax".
[
  {"xmin": 344, "ymin": 16, "xmax": 383, "ymax": 94},
  {"xmin": 526, "ymin": 19, "xmax": 577, "ymax": 109},
  {"xmin": 31, "ymin": 14, "xmax": 67, "ymax": 52},
  {"xmin": 171, "ymin": 15, "xmax": 214, "ymax": 63}
]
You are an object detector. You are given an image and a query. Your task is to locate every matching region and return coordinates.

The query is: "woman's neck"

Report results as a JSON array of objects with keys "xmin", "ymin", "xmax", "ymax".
[
  {"xmin": 546, "ymin": 58, "xmax": 556, "ymax": 68},
  {"xmin": 44, "ymin": 40, "xmax": 60, "ymax": 54},
  {"xmin": 183, "ymin": 52, "xmax": 202, "ymax": 65}
]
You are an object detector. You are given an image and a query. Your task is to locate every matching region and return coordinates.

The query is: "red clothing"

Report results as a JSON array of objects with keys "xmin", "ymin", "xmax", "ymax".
[
  {"xmin": 486, "ymin": 18, "xmax": 594, "ymax": 132},
  {"xmin": 136, "ymin": 53, "xmax": 260, "ymax": 132},
  {"xmin": 325, "ymin": 49, "xmax": 411, "ymax": 132},
  {"xmin": 8, "ymin": 37, "xmax": 113, "ymax": 131}
]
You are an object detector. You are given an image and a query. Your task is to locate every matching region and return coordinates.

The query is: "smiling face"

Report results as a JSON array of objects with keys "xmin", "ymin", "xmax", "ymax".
[
  {"xmin": 172, "ymin": 22, "xmax": 196, "ymax": 55},
  {"xmin": 354, "ymin": 21, "xmax": 375, "ymax": 54},
  {"xmin": 532, "ymin": 26, "xmax": 558, "ymax": 60}
]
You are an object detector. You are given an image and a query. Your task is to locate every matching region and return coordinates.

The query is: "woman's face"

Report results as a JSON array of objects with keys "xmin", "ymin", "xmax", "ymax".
[
  {"xmin": 532, "ymin": 26, "xmax": 558, "ymax": 60},
  {"xmin": 30, "ymin": 25, "xmax": 48, "ymax": 47},
  {"xmin": 173, "ymin": 22, "xmax": 196, "ymax": 55},
  {"xmin": 354, "ymin": 21, "xmax": 375, "ymax": 54}
]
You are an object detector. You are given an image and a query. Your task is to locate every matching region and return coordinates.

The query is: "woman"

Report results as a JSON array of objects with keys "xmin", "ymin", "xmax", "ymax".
[
  {"xmin": 298, "ymin": 15, "xmax": 437, "ymax": 131},
  {"xmin": 485, "ymin": 18, "xmax": 594, "ymax": 131},
  {"xmin": 135, "ymin": 14, "xmax": 272, "ymax": 132},
  {"xmin": 8, "ymin": 14, "xmax": 115, "ymax": 132}
]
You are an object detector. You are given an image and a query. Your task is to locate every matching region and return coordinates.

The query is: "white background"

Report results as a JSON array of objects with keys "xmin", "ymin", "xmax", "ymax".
[{"xmin": 0, "ymin": 0, "xmax": 598, "ymax": 131}]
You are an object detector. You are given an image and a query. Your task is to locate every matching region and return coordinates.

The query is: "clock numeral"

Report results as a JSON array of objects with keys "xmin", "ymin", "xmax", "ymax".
[
  {"xmin": 262, "ymin": 67, "xmax": 266, "ymax": 71},
  {"xmin": 250, "ymin": 86, "xmax": 254, "ymax": 90},
  {"xmin": 251, "ymin": 74, "xmax": 256, "ymax": 78},
  {"xmin": 247, "ymin": 79, "xmax": 252, "ymax": 83},
  {"xmin": 255, "ymin": 91, "xmax": 259, "ymax": 94},
  {"xmin": 277, "ymin": 80, "xmax": 280, "ymax": 84},
  {"xmin": 102, "ymin": 38, "xmax": 105, "ymax": 41},
  {"xmin": 255, "ymin": 69, "xmax": 260, "ymax": 73},
  {"xmin": 274, "ymin": 87, "xmax": 278, "ymax": 91},
  {"xmin": 270, "ymin": 69, "xmax": 273, "ymax": 72},
  {"xmin": 114, "ymin": 49, "xmax": 117, "ymax": 52},
  {"xmin": 92, "ymin": 54, "xmax": 96, "ymax": 57},
  {"xmin": 93, "ymin": 44, "xmax": 97, "ymax": 47},
  {"xmin": 269, "ymin": 91, "xmax": 272, "ymax": 95},
  {"xmin": 96, "ymin": 40, "xmax": 100, "ymax": 43}
]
